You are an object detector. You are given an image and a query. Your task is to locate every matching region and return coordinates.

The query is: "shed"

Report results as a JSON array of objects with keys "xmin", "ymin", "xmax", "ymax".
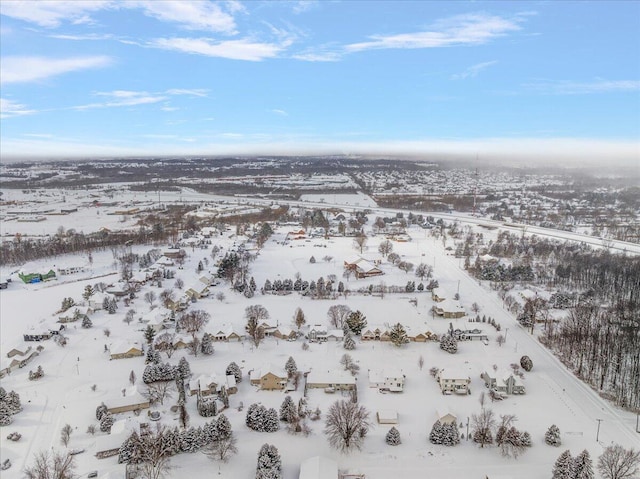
[{"xmin": 376, "ymin": 409, "xmax": 398, "ymax": 424}]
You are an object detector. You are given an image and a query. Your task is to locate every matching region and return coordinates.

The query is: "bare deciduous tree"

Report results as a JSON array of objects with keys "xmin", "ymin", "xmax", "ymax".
[
  {"xmin": 324, "ymin": 400, "xmax": 371, "ymax": 453},
  {"xmin": 145, "ymin": 382, "xmax": 174, "ymax": 406},
  {"xmin": 597, "ymin": 444, "xmax": 640, "ymax": 479},
  {"xmin": 178, "ymin": 310, "xmax": 210, "ymax": 337},
  {"xmin": 24, "ymin": 450, "xmax": 76, "ymax": 479},
  {"xmin": 353, "ymin": 234, "xmax": 367, "ymax": 254},
  {"xmin": 378, "ymin": 240, "xmax": 393, "ymax": 258},
  {"xmin": 245, "ymin": 305, "xmax": 269, "ymax": 348},
  {"xmin": 471, "ymin": 409, "xmax": 495, "ymax": 447},
  {"xmin": 202, "ymin": 433, "xmax": 238, "ymax": 463},
  {"xmin": 327, "ymin": 304, "xmax": 351, "ymax": 328},
  {"xmin": 60, "ymin": 424, "xmax": 72, "ymax": 447}
]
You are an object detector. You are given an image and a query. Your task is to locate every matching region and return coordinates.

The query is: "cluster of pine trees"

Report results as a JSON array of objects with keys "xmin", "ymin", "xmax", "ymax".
[
  {"xmin": 0, "ymin": 387, "xmax": 21, "ymax": 426},
  {"xmin": 246, "ymin": 404, "xmax": 280, "ymax": 433}
]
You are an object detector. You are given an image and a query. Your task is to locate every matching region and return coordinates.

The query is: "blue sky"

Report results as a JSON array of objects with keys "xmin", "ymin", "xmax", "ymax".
[{"xmin": 0, "ymin": 0, "xmax": 639, "ymax": 163}]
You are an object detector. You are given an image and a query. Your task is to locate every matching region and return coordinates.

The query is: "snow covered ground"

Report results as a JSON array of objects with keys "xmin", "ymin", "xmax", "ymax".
[
  {"xmin": 1, "ymin": 211, "xmax": 638, "ymax": 479},
  {"xmin": 299, "ymin": 193, "xmax": 377, "ymax": 208}
]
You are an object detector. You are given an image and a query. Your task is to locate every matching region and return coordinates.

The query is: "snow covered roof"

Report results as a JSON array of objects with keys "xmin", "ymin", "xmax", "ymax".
[
  {"xmin": 299, "ymin": 456, "xmax": 338, "ymax": 479},
  {"xmin": 306, "ymin": 370, "xmax": 355, "ymax": 385},
  {"xmin": 106, "ymin": 387, "xmax": 147, "ymax": 410},
  {"xmin": 109, "ymin": 340, "xmax": 142, "ymax": 355},
  {"xmin": 369, "ymin": 368, "xmax": 404, "ymax": 382},
  {"xmin": 376, "ymin": 409, "xmax": 398, "ymax": 422}
]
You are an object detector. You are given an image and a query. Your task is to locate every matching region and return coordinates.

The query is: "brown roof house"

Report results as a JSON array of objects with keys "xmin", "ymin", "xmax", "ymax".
[
  {"xmin": 109, "ymin": 341, "xmax": 144, "ymax": 360},
  {"xmin": 106, "ymin": 386, "xmax": 150, "ymax": 415},
  {"xmin": 250, "ymin": 364, "xmax": 288, "ymax": 390}
]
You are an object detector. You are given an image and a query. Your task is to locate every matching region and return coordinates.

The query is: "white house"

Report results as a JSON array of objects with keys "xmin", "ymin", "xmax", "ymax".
[
  {"xmin": 436, "ymin": 368, "xmax": 471, "ymax": 395},
  {"xmin": 305, "ymin": 370, "xmax": 356, "ymax": 392},
  {"xmin": 481, "ymin": 370, "xmax": 526, "ymax": 395},
  {"xmin": 435, "ymin": 408, "xmax": 458, "ymax": 425},
  {"xmin": 368, "ymin": 369, "xmax": 405, "ymax": 392},
  {"xmin": 308, "ymin": 324, "xmax": 328, "ymax": 343}
]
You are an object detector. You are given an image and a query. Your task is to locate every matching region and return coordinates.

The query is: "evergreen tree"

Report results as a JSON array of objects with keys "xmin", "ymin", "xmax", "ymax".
[
  {"xmin": 226, "ymin": 362, "xmax": 242, "ymax": 383},
  {"xmin": 216, "ymin": 414, "xmax": 232, "ymax": 440},
  {"xmin": 118, "ymin": 431, "xmax": 142, "ymax": 464},
  {"xmin": 81, "ymin": 316, "xmax": 92, "ymax": 328},
  {"xmin": 574, "ymin": 449, "xmax": 595, "ymax": 479},
  {"xmin": 219, "ymin": 385, "xmax": 229, "ymax": 408},
  {"xmin": 256, "ymin": 443, "xmax": 282, "ymax": 479},
  {"xmin": 102, "ymin": 296, "xmax": 110, "ymax": 311},
  {"xmin": 439, "ymin": 335, "xmax": 458, "ymax": 354},
  {"xmin": 280, "ymin": 396, "xmax": 297, "ymax": 423},
  {"xmin": 144, "ymin": 325, "xmax": 156, "ymax": 344},
  {"xmin": 521, "ymin": 431, "xmax": 532, "ymax": 447},
  {"xmin": 343, "ymin": 329, "xmax": 356, "ymax": 350},
  {"xmin": 263, "ymin": 408, "xmax": 280, "ymax": 433},
  {"xmin": 545, "ymin": 424, "xmax": 562, "ymax": 446},
  {"xmin": 96, "ymin": 403, "xmax": 108, "ymax": 420},
  {"xmin": 285, "ymin": 356, "xmax": 297, "ymax": 378},
  {"xmin": 197, "ymin": 394, "xmax": 218, "ymax": 417},
  {"xmin": 100, "ymin": 412, "xmax": 114, "ymax": 432},
  {"xmin": 82, "ymin": 284, "xmax": 95, "ymax": 301},
  {"xmin": 146, "ymin": 347, "xmax": 161, "ymax": 364},
  {"xmin": 180, "ymin": 426, "xmax": 200, "ymax": 453},
  {"xmin": 107, "ymin": 298, "xmax": 117, "ymax": 314},
  {"xmin": 386, "ymin": 427, "xmax": 401, "ymax": 446},
  {"xmin": 441, "ymin": 422, "xmax": 460, "ymax": 446},
  {"xmin": 177, "ymin": 356, "xmax": 191, "ymax": 379},
  {"xmin": 552, "ymin": 450, "xmax": 574, "ymax": 479},
  {"xmin": 201, "ymin": 333, "xmax": 214, "ymax": 355},
  {"xmin": 520, "ymin": 355, "xmax": 533, "ymax": 372},
  {"xmin": 389, "ymin": 322, "xmax": 410, "ymax": 347},
  {"xmin": 429, "ymin": 421, "xmax": 445, "ymax": 445},
  {"xmin": 346, "ymin": 310, "xmax": 367, "ymax": 335}
]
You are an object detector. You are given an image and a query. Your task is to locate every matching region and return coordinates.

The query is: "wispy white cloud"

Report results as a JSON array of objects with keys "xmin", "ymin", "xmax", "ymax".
[
  {"xmin": 1, "ymin": 0, "xmax": 238, "ymax": 32},
  {"xmin": 292, "ymin": 46, "xmax": 342, "ymax": 62},
  {"xmin": 0, "ymin": 55, "xmax": 112, "ymax": 84},
  {"xmin": 49, "ymin": 33, "xmax": 115, "ymax": 41},
  {"xmin": 22, "ymin": 133, "xmax": 54, "ymax": 138},
  {"xmin": 452, "ymin": 60, "xmax": 498, "ymax": 80},
  {"xmin": 165, "ymin": 88, "xmax": 209, "ymax": 97},
  {"xmin": 0, "ymin": 98, "xmax": 36, "ymax": 118},
  {"xmin": 161, "ymin": 106, "xmax": 180, "ymax": 112},
  {"xmin": 74, "ymin": 90, "xmax": 167, "ymax": 110},
  {"xmin": 271, "ymin": 109, "xmax": 288, "ymax": 116},
  {"xmin": 292, "ymin": 1, "xmax": 319, "ymax": 15},
  {"xmin": 345, "ymin": 13, "xmax": 522, "ymax": 52},
  {"xmin": 0, "ymin": 1, "xmax": 112, "ymax": 28},
  {"xmin": 149, "ymin": 37, "xmax": 286, "ymax": 61},
  {"xmin": 524, "ymin": 79, "xmax": 640, "ymax": 95},
  {"xmin": 132, "ymin": 0, "xmax": 237, "ymax": 33}
]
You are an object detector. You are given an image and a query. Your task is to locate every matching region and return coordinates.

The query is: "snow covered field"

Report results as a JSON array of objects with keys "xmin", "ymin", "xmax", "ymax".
[{"xmin": 0, "ymin": 193, "xmax": 638, "ymax": 479}]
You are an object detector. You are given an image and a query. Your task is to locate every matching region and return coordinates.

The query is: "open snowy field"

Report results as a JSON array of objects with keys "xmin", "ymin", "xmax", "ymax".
[{"xmin": 1, "ymin": 214, "xmax": 638, "ymax": 479}]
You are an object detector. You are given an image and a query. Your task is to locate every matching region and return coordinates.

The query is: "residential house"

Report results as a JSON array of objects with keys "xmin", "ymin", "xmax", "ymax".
[
  {"xmin": 481, "ymin": 370, "xmax": 526, "ymax": 395},
  {"xmin": 431, "ymin": 288, "xmax": 446, "ymax": 302},
  {"xmin": 106, "ymin": 387, "xmax": 150, "ymax": 415},
  {"xmin": 250, "ymin": 365, "xmax": 288, "ymax": 390},
  {"xmin": 273, "ymin": 326, "xmax": 297, "ymax": 341},
  {"xmin": 436, "ymin": 369, "xmax": 471, "ymax": 395},
  {"xmin": 0, "ymin": 345, "xmax": 42, "ymax": 378},
  {"xmin": 368, "ymin": 369, "xmax": 405, "ymax": 392},
  {"xmin": 95, "ymin": 418, "xmax": 140, "ymax": 459},
  {"xmin": 185, "ymin": 282, "xmax": 210, "ymax": 300},
  {"xmin": 325, "ymin": 329, "xmax": 344, "ymax": 342},
  {"xmin": 211, "ymin": 325, "xmax": 243, "ymax": 342},
  {"xmin": 162, "ymin": 248, "xmax": 185, "ymax": 260},
  {"xmin": 344, "ymin": 257, "xmax": 383, "ymax": 279},
  {"xmin": 411, "ymin": 329, "xmax": 436, "ymax": 342},
  {"xmin": 298, "ymin": 456, "xmax": 338, "ymax": 479},
  {"xmin": 305, "ymin": 371, "xmax": 356, "ymax": 392},
  {"xmin": 435, "ymin": 409, "xmax": 458, "ymax": 426},
  {"xmin": 110, "ymin": 341, "xmax": 144, "ymax": 360},
  {"xmin": 454, "ymin": 324, "xmax": 488, "ymax": 342},
  {"xmin": 361, "ymin": 325, "xmax": 390, "ymax": 341},
  {"xmin": 23, "ymin": 330, "xmax": 52, "ymax": 342},
  {"xmin": 307, "ymin": 324, "xmax": 328, "ymax": 343},
  {"xmin": 189, "ymin": 374, "xmax": 237, "ymax": 396},
  {"xmin": 434, "ymin": 300, "xmax": 466, "ymax": 319}
]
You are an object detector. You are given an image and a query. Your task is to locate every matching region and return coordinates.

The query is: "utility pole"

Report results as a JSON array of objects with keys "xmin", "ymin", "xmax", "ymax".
[{"xmin": 596, "ymin": 419, "xmax": 603, "ymax": 442}]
